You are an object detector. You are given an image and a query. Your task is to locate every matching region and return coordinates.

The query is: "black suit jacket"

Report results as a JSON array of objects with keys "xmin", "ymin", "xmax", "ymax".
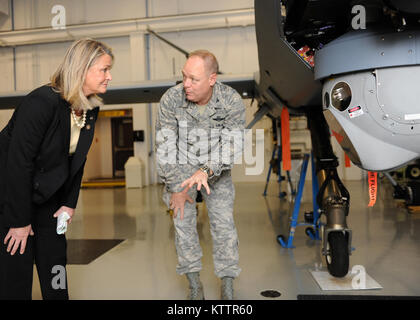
[{"xmin": 0, "ymin": 85, "xmax": 99, "ymax": 228}]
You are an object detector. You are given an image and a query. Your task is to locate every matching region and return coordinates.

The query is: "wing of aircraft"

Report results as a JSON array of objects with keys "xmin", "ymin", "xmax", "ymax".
[
  {"xmin": 0, "ymin": 74, "xmax": 255, "ymax": 109},
  {"xmin": 103, "ymin": 74, "xmax": 255, "ymax": 105},
  {"xmin": 254, "ymin": 0, "xmax": 420, "ymax": 277}
]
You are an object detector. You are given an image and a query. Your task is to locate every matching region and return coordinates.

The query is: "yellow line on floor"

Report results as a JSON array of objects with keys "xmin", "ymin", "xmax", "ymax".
[{"xmin": 82, "ymin": 181, "xmax": 126, "ymax": 188}]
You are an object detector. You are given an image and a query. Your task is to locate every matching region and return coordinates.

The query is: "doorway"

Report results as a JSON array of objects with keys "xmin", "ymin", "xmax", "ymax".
[{"xmin": 111, "ymin": 116, "xmax": 134, "ymax": 178}]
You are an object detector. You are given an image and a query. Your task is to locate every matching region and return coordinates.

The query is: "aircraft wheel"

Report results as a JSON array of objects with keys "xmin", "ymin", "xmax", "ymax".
[{"xmin": 325, "ymin": 231, "xmax": 349, "ymax": 278}]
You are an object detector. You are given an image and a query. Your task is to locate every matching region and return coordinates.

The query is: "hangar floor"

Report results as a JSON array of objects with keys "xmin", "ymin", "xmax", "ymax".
[{"xmin": 31, "ymin": 179, "xmax": 420, "ymax": 300}]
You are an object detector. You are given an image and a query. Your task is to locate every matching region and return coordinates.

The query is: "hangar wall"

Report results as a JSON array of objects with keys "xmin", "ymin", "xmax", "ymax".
[{"xmin": 0, "ymin": 0, "xmax": 361, "ymax": 187}]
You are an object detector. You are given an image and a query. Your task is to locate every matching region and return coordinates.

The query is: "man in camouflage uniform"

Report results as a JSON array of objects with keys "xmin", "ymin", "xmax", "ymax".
[{"xmin": 155, "ymin": 50, "xmax": 245, "ymax": 300}]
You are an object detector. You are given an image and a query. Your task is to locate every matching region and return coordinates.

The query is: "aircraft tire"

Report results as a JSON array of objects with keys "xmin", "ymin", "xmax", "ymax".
[{"xmin": 326, "ymin": 231, "xmax": 349, "ymax": 278}]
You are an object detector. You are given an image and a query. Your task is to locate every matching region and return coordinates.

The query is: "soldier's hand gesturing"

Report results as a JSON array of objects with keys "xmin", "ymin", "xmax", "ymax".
[
  {"xmin": 170, "ymin": 189, "xmax": 194, "ymax": 220},
  {"xmin": 181, "ymin": 169, "xmax": 211, "ymax": 195}
]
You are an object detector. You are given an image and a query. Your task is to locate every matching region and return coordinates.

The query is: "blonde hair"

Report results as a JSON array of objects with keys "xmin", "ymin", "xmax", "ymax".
[
  {"xmin": 188, "ymin": 49, "xmax": 219, "ymax": 75},
  {"xmin": 50, "ymin": 38, "xmax": 114, "ymax": 111}
]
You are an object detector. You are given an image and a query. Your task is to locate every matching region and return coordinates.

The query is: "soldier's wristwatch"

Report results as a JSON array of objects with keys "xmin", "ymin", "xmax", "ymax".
[{"xmin": 199, "ymin": 165, "xmax": 213, "ymax": 178}]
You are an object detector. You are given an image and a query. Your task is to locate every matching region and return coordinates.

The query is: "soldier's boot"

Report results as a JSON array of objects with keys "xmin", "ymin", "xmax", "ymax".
[
  {"xmin": 186, "ymin": 272, "xmax": 205, "ymax": 300},
  {"xmin": 221, "ymin": 276, "xmax": 234, "ymax": 300}
]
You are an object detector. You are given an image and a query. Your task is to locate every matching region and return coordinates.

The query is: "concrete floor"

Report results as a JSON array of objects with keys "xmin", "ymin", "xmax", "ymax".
[{"xmin": 31, "ymin": 178, "xmax": 420, "ymax": 300}]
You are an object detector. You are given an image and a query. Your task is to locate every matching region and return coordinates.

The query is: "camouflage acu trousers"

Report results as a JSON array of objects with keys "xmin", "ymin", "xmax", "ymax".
[{"xmin": 163, "ymin": 170, "xmax": 241, "ymax": 278}]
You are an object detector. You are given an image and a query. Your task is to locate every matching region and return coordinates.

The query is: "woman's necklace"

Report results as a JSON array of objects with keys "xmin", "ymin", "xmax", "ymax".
[{"xmin": 71, "ymin": 108, "xmax": 87, "ymax": 128}]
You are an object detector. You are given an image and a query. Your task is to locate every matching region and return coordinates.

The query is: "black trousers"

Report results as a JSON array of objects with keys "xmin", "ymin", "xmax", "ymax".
[{"xmin": 0, "ymin": 192, "xmax": 68, "ymax": 300}]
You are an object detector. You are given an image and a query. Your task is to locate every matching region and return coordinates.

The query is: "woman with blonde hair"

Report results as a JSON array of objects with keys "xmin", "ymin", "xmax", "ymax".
[{"xmin": 0, "ymin": 38, "xmax": 113, "ymax": 300}]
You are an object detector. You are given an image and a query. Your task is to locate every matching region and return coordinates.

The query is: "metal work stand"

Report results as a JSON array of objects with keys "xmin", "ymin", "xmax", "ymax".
[
  {"xmin": 278, "ymin": 153, "xmax": 322, "ymax": 248},
  {"xmin": 263, "ymin": 119, "xmax": 295, "ymax": 198},
  {"xmin": 263, "ymin": 142, "xmax": 285, "ymax": 198}
]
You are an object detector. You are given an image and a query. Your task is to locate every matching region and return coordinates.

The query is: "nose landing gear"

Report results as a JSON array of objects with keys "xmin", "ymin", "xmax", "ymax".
[
  {"xmin": 309, "ymin": 107, "xmax": 352, "ymax": 278},
  {"xmin": 317, "ymin": 172, "xmax": 351, "ymax": 278}
]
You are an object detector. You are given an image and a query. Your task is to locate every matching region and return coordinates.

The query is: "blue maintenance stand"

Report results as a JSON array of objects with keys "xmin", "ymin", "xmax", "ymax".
[{"xmin": 278, "ymin": 153, "xmax": 322, "ymax": 248}]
